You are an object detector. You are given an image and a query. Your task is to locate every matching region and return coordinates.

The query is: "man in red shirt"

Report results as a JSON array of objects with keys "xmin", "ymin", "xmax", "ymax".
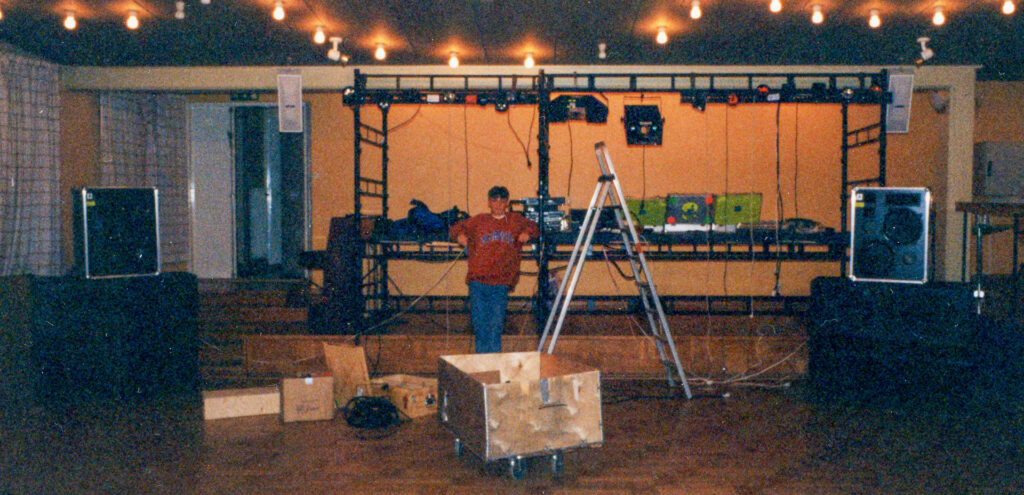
[{"xmin": 450, "ymin": 186, "xmax": 540, "ymax": 353}]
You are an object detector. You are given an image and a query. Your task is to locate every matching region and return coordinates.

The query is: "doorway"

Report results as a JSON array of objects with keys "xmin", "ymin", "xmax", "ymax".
[{"xmin": 188, "ymin": 103, "xmax": 309, "ymax": 280}]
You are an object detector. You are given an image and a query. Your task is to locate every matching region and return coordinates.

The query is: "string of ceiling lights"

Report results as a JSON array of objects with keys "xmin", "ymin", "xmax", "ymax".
[{"xmin": 0, "ymin": 1, "xmax": 1017, "ymax": 65}]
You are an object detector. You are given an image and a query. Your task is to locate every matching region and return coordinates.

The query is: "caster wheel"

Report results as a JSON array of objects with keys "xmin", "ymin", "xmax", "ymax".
[
  {"xmin": 453, "ymin": 437, "xmax": 463, "ymax": 457},
  {"xmin": 550, "ymin": 451, "xmax": 564, "ymax": 475},
  {"xmin": 509, "ymin": 456, "xmax": 525, "ymax": 479}
]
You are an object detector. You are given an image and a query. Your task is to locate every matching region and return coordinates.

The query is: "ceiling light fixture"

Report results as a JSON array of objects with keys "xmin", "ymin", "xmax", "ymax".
[
  {"xmin": 272, "ymin": 1, "xmax": 285, "ymax": 21},
  {"xmin": 448, "ymin": 51, "xmax": 459, "ymax": 68},
  {"xmin": 523, "ymin": 52, "xmax": 535, "ymax": 68},
  {"xmin": 868, "ymin": 9, "xmax": 881, "ymax": 28},
  {"xmin": 174, "ymin": 1, "xmax": 185, "ymax": 20},
  {"xmin": 0, "ymin": 6, "xmax": 4, "ymax": 21},
  {"xmin": 932, "ymin": 5, "xmax": 945, "ymax": 26},
  {"xmin": 314, "ymin": 26, "xmax": 326, "ymax": 44},
  {"xmin": 63, "ymin": 11, "xmax": 77, "ymax": 30},
  {"xmin": 656, "ymin": 25, "xmax": 668, "ymax": 45},
  {"xmin": 375, "ymin": 43, "xmax": 387, "ymax": 61},
  {"xmin": 126, "ymin": 10, "xmax": 140, "ymax": 30},
  {"xmin": 917, "ymin": 36, "xmax": 934, "ymax": 64},
  {"xmin": 327, "ymin": 36, "xmax": 344, "ymax": 62},
  {"xmin": 690, "ymin": 1, "xmax": 702, "ymax": 20},
  {"xmin": 769, "ymin": 0, "xmax": 782, "ymax": 14},
  {"xmin": 1003, "ymin": 0, "xmax": 1016, "ymax": 14},
  {"xmin": 811, "ymin": 4, "xmax": 824, "ymax": 24}
]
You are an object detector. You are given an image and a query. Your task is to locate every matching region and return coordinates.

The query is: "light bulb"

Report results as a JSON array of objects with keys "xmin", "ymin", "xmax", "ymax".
[
  {"xmin": 598, "ymin": 42, "xmax": 607, "ymax": 60},
  {"xmin": 656, "ymin": 26, "xmax": 667, "ymax": 45},
  {"xmin": 448, "ymin": 51, "xmax": 459, "ymax": 68},
  {"xmin": 272, "ymin": 1, "xmax": 285, "ymax": 21},
  {"xmin": 126, "ymin": 10, "xmax": 139, "ymax": 30},
  {"xmin": 932, "ymin": 6, "xmax": 945, "ymax": 26},
  {"xmin": 690, "ymin": 0, "xmax": 702, "ymax": 20},
  {"xmin": 523, "ymin": 52, "xmax": 535, "ymax": 68},
  {"xmin": 63, "ymin": 11, "xmax": 77, "ymax": 30},
  {"xmin": 314, "ymin": 26, "xmax": 326, "ymax": 44},
  {"xmin": 174, "ymin": 1, "xmax": 185, "ymax": 20},
  {"xmin": 769, "ymin": 0, "xmax": 782, "ymax": 14},
  {"xmin": 0, "ymin": 7, "xmax": 4, "ymax": 21},
  {"xmin": 868, "ymin": 9, "xmax": 881, "ymax": 28},
  {"xmin": 811, "ymin": 5, "xmax": 823, "ymax": 24},
  {"xmin": 375, "ymin": 43, "xmax": 386, "ymax": 61},
  {"xmin": 1003, "ymin": 0, "xmax": 1016, "ymax": 15}
]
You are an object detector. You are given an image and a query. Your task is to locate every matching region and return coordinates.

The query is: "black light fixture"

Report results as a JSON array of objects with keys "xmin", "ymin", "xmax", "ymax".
[
  {"xmin": 622, "ymin": 105, "xmax": 664, "ymax": 145},
  {"xmin": 548, "ymin": 95, "xmax": 608, "ymax": 123}
]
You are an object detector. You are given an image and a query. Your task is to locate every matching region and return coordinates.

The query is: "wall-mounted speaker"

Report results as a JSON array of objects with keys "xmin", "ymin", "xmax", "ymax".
[
  {"xmin": 73, "ymin": 187, "xmax": 160, "ymax": 279},
  {"xmin": 849, "ymin": 187, "xmax": 930, "ymax": 284}
]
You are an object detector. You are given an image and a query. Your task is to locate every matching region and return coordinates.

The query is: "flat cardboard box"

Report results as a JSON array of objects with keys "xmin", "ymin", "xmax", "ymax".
[
  {"xmin": 322, "ymin": 342, "xmax": 371, "ymax": 408},
  {"xmin": 370, "ymin": 374, "xmax": 438, "ymax": 419},
  {"xmin": 202, "ymin": 386, "xmax": 281, "ymax": 421},
  {"xmin": 281, "ymin": 375, "xmax": 336, "ymax": 423},
  {"xmin": 438, "ymin": 352, "xmax": 603, "ymax": 462}
]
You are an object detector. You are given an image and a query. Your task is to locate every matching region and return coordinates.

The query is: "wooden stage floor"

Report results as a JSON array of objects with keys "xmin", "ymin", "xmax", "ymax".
[{"xmin": 3, "ymin": 380, "xmax": 1022, "ymax": 494}]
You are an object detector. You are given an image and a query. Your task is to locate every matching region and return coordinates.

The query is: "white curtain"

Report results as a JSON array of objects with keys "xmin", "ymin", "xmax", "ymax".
[
  {"xmin": 0, "ymin": 50, "xmax": 62, "ymax": 276},
  {"xmin": 99, "ymin": 93, "xmax": 189, "ymax": 265}
]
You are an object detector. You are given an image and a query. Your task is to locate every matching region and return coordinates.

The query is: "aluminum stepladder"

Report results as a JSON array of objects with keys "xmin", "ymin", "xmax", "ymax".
[{"xmin": 538, "ymin": 142, "xmax": 692, "ymax": 399}]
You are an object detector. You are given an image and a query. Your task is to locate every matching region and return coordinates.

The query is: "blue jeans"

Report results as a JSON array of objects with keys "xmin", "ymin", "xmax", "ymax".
[{"xmin": 468, "ymin": 281, "xmax": 509, "ymax": 353}]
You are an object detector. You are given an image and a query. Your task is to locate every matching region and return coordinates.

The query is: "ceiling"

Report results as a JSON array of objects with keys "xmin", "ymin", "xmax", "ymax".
[{"xmin": 0, "ymin": 1, "xmax": 1022, "ymax": 79}]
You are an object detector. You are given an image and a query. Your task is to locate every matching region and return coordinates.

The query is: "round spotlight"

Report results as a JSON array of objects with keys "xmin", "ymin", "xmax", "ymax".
[
  {"xmin": 656, "ymin": 26, "xmax": 668, "ymax": 45},
  {"xmin": 126, "ymin": 10, "xmax": 140, "ymax": 30},
  {"xmin": 375, "ymin": 43, "xmax": 387, "ymax": 61},
  {"xmin": 868, "ymin": 9, "xmax": 881, "ymax": 28}
]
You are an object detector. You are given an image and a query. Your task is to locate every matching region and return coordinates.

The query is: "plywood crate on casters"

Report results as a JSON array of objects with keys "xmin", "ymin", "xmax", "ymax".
[{"xmin": 437, "ymin": 352, "xmax": 602, "ymax": 478}]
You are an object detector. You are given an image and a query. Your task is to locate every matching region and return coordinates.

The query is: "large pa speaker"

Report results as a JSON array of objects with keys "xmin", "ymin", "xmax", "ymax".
[
  {"xmin": 849, "ymin": 187, "xmax": 930, "ymax": 284},
  {"xmin": 73, "ymin": 187, "xmax": 160, "ymax": 279}
]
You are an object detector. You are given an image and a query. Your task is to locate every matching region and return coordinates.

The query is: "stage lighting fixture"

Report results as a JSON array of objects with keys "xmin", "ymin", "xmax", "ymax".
[
  {"xmin": 548, "ymin": 95, "xmax": 609, "ymax": 123},
  {"xmin": 174, "ymin": 2, "xmax": 186, "ymax": 20},
  {"xmin": 917, "ymin": 37, "xmax": 934, "ymax": 64},
  {"xmin": 272, "ymin": 1, "xmax": 285, "ymax": 21},
  {"xmin": 375, "ymin": 43, "xmax": 387, "ymax": 61},
  {"xmin": 687, "ymin": 92, "xmax": 707, "ymax": 111},
  {"xmin": 656, "ymin": 26, "xmax": 668, "ymax": 45},
  {"xmin": 623, "ymin": 105, "xmax": 664, "ymax": 145},
  {"xmin": 327, "ymin": 37, "xmax": 344, "ymax": 61},
  {"xmin": 1004, "ymin": 1, "xmax": 1016, "ymax": 15},
  {"xmin": 841, "ymin": 88, "xmax": 855, "ymax": 100},
  {"xmin": 314, "ymin": 26, "xmax": 326, "ymax": 44},
  {"xmin": 495, "ymin": 96, "xmax": 509, "ymax": 112},
  {"xmin": 769, "ymin": 0, "xmax": 782, "ymax": 13},
  {"xmin": 932, "ymin": 6, "xmax": 945, "ymax": 26}
]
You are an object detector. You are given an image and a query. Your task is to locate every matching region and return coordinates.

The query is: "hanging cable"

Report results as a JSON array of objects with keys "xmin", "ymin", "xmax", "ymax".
[
  {"xmin": 566, "ymin": 120, "xmax": 575, "ymax": 204},
  {"xmin": 772, "ymin": 101, "xmax": 784, "ymax": 297}
]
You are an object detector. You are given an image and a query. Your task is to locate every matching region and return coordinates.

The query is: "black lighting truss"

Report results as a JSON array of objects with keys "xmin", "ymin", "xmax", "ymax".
[{"xmin": 345, "ymin": 69, "xmax": 890, "ymax": 326}]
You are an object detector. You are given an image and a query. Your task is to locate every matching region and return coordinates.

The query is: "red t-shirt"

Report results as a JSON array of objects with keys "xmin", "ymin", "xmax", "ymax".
[{"xmin": 449, "ymin": 212, "xmax": 540, "ymax": 288}]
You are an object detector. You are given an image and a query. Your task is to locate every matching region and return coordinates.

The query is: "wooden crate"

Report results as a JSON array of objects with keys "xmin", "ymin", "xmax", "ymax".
[
  {"xmin": 369, "ymin": 374, "xmax": 438, "ymax": 418},
  {"xmin": 437, "ymin": 352, "xmax": 603, "ymax": 462}
]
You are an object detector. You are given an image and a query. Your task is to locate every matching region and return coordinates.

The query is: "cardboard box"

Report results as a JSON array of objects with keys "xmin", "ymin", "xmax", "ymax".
[
  {"xmin": 322, "ymin": 342, "xmax": 371, "ymax": 408},
  {"xmin": 202, "ymin": 386, "xmax": 280, "ymax": 420},
  {"xmin": 280, "ymin": 375, "xmax": 336, "ymax": 423},
  {"xmin": 370, "ymin": 374, "xmax": 438, "ymax": 419},
  {"xmin": 438, "ymin": 352, "xmax": 603, "ymax": 462}
]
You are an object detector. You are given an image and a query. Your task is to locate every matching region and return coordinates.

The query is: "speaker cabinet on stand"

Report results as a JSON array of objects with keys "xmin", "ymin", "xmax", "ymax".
[{"xmin": 849, "ymin": 187, "xmax": 931, "ymax": 284}]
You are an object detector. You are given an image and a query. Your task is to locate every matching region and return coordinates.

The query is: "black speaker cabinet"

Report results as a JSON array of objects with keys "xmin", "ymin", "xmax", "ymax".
[
  {"xmin": 73, "ymin": 187, "xmax": 160, "ymax": 278},
  {"xmin": 849, "ymin": 187, "xmax": 930, "ymax": 283}
]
